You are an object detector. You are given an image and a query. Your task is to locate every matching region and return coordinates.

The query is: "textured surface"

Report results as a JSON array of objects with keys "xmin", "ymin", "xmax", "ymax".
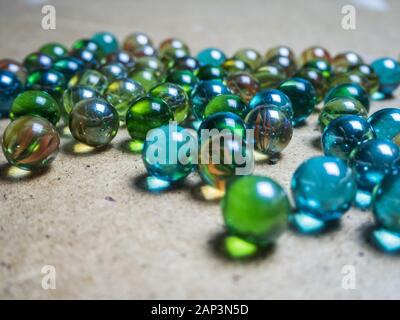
[{"xmin": 1, "ymin": 0, "xmax": 400, "ymax": 300}]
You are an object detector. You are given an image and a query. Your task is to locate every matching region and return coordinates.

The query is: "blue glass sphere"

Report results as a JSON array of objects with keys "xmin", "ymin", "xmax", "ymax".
[
  {"xmin": 142, "ymin": 124, "xmax": 195, "ymax": 182},
  {"xmin": 373, "ymin": 171, "xmax": 400, "ymax": 234},
  {"xmin": 368, "ymin": 108, "xmax": 400, "ymax": 146},
  {"xmin": 91, "ymin": 32, "xmax": 119, "ymax": 55},
  {"xmin": 291, "ymin": 156, "xmax": 357, "ymax": 221},
  {"xmin": 191, "ymin": 80, "xmax": 230, "ymax": 120},
  {"xmin": 322, "ymin": 115, "xmax": 376, "ymax": 160},
  {"xmin": 349, "ymin": 138, "xmax": 400, "ymax": 192},
  {"xmin": 0, "ymin": 70, "xmax": 22, "ymax": 118},
  {"xmin": 248, "ymin": 89, "xmax": 293, "ymax": 119},
  {"xmin": 371, "ymin": 58, "xmax": 400, "ymax": 96},
  {"xmin": 325, "ymin": 83, "xmax": 370, "ymax": 112},
  {"xmin": 196, "ymin": 48, "xmax": 226, "ymax": 67}
]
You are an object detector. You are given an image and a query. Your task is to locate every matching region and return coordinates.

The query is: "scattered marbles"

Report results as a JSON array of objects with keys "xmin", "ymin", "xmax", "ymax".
[
  {"xmin": 265, "ymin": 45, "xmax": 295, "ymax": 61},
  {"xmin": 0, "ymin": 70, "xmax": 22, "ymax": 117},
  {"xmin": 166, "ymin": 70, "xmax": 199, "ymax": 94},
  {"xmin": 39, "ymin": 43, "xmax": 68, "ymax": 60},
  {"xmin": 254, "ymin": 64, "xmax": 286, "ymax": 90},
  {"xmin": 198, "ymin": 111, "xmax": 247, "ymax": 140},
  {"xmin": 10, "ymin": 90, "xmax": 60, "ymax": 125},
  {"xmin": 303, "ymin": 59, "xmax": 332, "ymax": 80},
  {"xmin": 319, "ymin": 97, "xmax": 368, "ymax": 131},
  {"xmin": 99, "ymin": 62, "xmax": 128, "ymax": 81},
  {"xmin": 126, "ymin": 96, "xmax": 174, "ymax": 141},
  {"xmin": 368, "ymin": 108, "xmax": 400, "ymax": 146},
  {"xmin": 295, "ymin": 67, "xmax": 328, "ymax": 102},
  {"xmin": 332, "ymin": 51, "xmax": 364, "ymax": 74},
  {"xmin": 105, "ymin": 50, "xmax": 135, "ymax": 68},
  {"xmin": 203, "ymin": 94, "xmax": 247, "ymax": 118},
  {"xmin": 325, "ymin": 83, "xmax": 370, "ymax": 112},
  {"xmin": 291, "ymin": 156, "xmax": 357, "ymax": 221},
  {"xmin": 128, "ymin": 67, "xmax": 161, "ymax": 92},
  {"xmin": 222, "ymin": 58, "xmax": 251, "ymax": 75},
  {"xmin": 91, "ymin": 31, "xmax": 119, "ymax": 55},
  {"xmin": 248, "ymin": 89, "xmax": 293, "ymax": 119},
  {"xmin": 135, "ymin": 57, "xmax": 165, "ymax": 77},
  {"xmin": 53, "ymin": 56, "xmax": 85, "ymax": 82},
  {"xmin": 191, "ymin": 80, "xmax": 230, "ymax": 120},
  {"xmin": 142, "ymin": 124, "xmax": 195, "ymax": 182},
  {"xmin": 245, "ymin": 105, "xmax": 293, "ymax": 156},
  {"xmin": 69, "ymin": 69, "xmax": 108, "ymax": 94},
  {"xmin": 322, "ymin": 115, "xmax": 376, "ymax": 160},
  {"xmin": 278, "ymin": 77, "xmax": 316, "ymax": 126},
  {"xmin": 222, "ymin": 176, "xmax": 290, "ymax": 246},
  {"xmin": 71, "ymin": 38, "xmax": 105, "ymax": 59},
  {"xmin": 196, "ymin": 48, "xmax": 226, "ymax": 67},
  {"xmin": 25, "ymin": 69, "xmax": 66, "ymax": 100},
  {"xmin": 62, "ymin": 86, "xmax": 100, "ymax": 123},
  {"xmin": 196, "ymin": 65, "xmax": 226, "ymax": 81},
  {"xmin": 159, "ymin": 38, "xmax": 190, "ymax": 63},
  {"xmin": 169, "ymin": 56, "xmax": 200, "ymax": 73},
  {"xmin": 267, "ymin": 55, "xmax": 297, "ymax": 77},
  {"xmin": 2, "ymin": 115, "xmax": 60, "ymax": 170},
  {"xmin": 123, "ymin": 32, "xmax": 153, "ymax": 53},
  {"xmin": 233, "ymin": 48, "xmax": 262, "ymax": 70},
  {"xmin": 300, "ymin": 46, "xmax": 332, "ymax": 64},
  {"xmin": 0, "ymin": 58, "xmax": 27, "ymax": 83},
  {"xmin": 371, "ymin": 57, "xmax": 400, "ymax": 97},
  {"xmin": 226, "ymin": 72, "xmax": 260, "ymax": 104},
  {"xmin": 23, "ymin": 52, "xmax": 53, "ymax": 73},
  {"xmin": 105, "ymin": 78, "xmax": 145, "ymax": 122},
  {"xmin": 69, "ymin": 98, "xmax": 119, "ymax": 147}
]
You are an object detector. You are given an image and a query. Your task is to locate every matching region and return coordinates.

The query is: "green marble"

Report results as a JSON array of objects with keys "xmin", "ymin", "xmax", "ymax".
[
  {"xmin": 123, "ymin": 32, "xmax": 153, "ymax": 53},
  {"xmin": 25, "ymin": 69, "xmax": 66, "ymax": 101},
  {"xmin": 226, "ymin": 72, "xmax": 260, "ymax": 104},
  {"xmin": 99, "ymin": 62, "xmax": 128, "ymax": 81},
  {"xmin": 325, "ymin": 83, "xmax": 370, "ymax": 112},
  {"xmin": 332, "ymin": 51, "xmax": 364, "ymax": 74},
  {"xmin": 348, "ymin": 64, "xmax": 379, "ymax": 95},
  {"xmin": 267, "ymin": 55, "xmax": 297, "ymax": 76},
  {"xmin": 62, "ymin": 86, "xmax": 100, "ymax": 123},
  {"xmin": 159, "ymin": 38, "xmax": 190, "ymax": 63},
  {"xmin": 254, "ymin": 64, "xmax": 286, "ymax": 90},
  {"xmin": 69, "ymin": 69, "xmax": 109, "ymax": 94},
  {"xmin": 295, "ymin": 67, "xmax": 328, "ymax": 103},
  {"xmin": 203, "ymin": 94, "xmax": 247, "ymax": 119},
  {"xmin": 300, "ymin": 46, "xmax": 332, "ymax": 65},
  {"xmin": 71, "ymin": 39, "xmax": 105, "ymax": 60},
  {"xmin": 39, "ymin": 43, "xmax": 68, "ymax": 60},
  {"xmin": 222, "ymin": 58, "xmax": 251, "ymax": 75},
  {"xmin": 135, "ymin": 57, "xmax": 165, "ymax": 77},
  {"xmin": 265, "ymin": 46, "xmax": 295, "ymax": 62},
  {"xmin": 166, "ymin": 70, "xmax": 199, "ymax": 94},
  {"xmin": 196, "ymin": 65, "xmax": 226, "ymax": 81},
  {"xmin": 303, "ymin": 59, "xmax": 332, "ymax": 80},
  {"xmin": 53, "ymin": 56, "xmax": 85, "ymax": 82},
  {"xmin": 23, "ymin": 52, "xmax": 53, "ymax": 73},
  {"xmin": 233, "ymin": 48, "xmax": 262, "ymax": 70},
  {"xmin": 169, "ymin": 56, "xmax": 200, "ymax": 73},
  {"xmin": 128, "ymin": 68, "xmax": 161, "ymax": 92}
]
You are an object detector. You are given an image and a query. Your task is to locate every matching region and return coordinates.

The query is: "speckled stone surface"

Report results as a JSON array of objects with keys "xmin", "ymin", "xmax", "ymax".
[{"xmin": 0, "ymin": 0, "xmax": 400, "ymax": 299}]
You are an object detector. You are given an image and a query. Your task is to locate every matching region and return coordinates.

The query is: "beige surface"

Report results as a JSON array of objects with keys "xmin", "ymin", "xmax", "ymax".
[{"xmin": 0, "ymin": 0, "xmax": 400, "ymax": 299}]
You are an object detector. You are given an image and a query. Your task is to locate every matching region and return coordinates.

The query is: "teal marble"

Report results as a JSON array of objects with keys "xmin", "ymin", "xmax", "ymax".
[
  {"xmin": 0, "ymin": 70, "xmax": 22, "ymax": 117},
  {"xmin": 191, "ymin": 80, "xmax": 230, "ymax": 120},
  {"xmin": 368, "ymin": 108, "xmax": 400, "ymax": 145},
  {"xmin": 166, "ymin": 70, "xmax": 199, "ymax": 94},
  {"xmin": 325, "ymin": 83, "xmax": 370, "ymax": 112},
  {"xmin": 142, "ymin": 124, "xmax": 195, "ymax": 182},
  {"xmin": 198, "ymin": 111, "xmax": 246, "ymax": 141},
  {"xmin": 322, "ymin": 115, "xmax": 376, "ymax": 160},
  {"xmin": 371, "ymin": 58, "xmax": 400, "ymax": 97},
  {"xmin": 248, "ymin": 89, "xmax": 293, "ymax": 119},
  {"xmin": 25, "ymin": 69, "xmax": 66, "ymax": 101},
  {"xmin": 53, "ymin": 56, "xmax": 85, "ymax": 82},
  {"xmin": 291, "ymin": 156, "xmax": 357, "ymax": 221},
  {"xmin": 278, "ymin": 77, "xmax": 316, "ymax": 126},
  {"xmin": 91, "ymin": 32, "xmax": 119, "ymax": 55},
  {"xmin": 196, "ymin": 48, "xmax": 226, "ymax": 67}
]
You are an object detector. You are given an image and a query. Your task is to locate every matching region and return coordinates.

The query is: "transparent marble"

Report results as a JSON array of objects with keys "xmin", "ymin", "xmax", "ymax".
[
  {"xmin": 368, "ymin": 108, "xmax": 400, "ymax": 146},
  {"xmin": 248, "ymin": 89, "xmax": 293, "ymax": 119}
]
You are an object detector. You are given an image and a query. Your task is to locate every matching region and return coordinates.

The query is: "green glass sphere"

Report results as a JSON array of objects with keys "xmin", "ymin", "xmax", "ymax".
[
  {"xmin": 332, "ymin": 51, "xmax": 364, "ymax": 74},
  {"xmin": 69, "ymin": 98, "xmax": 119, "ymax": 147},
  {"xmin": 99, "ymin": 62, "xmax": 128, "ymax": 81},
  {"xmin": 303, "ymin": 59, "xmax": 332, "ymax": 80},
  {"xmin": 222, "ymin": 176, "xmax": 290, "ymax": 246},
  {"xmin": 128, "ymin": 68, "xmax": 161, "ymax": 92},
  {"xmin": 62, "ymin": 86, "xmax": 100, "ymax": 123},
  {"xmin": 10, "ymin": 90, "xmax": 60, "ymax": 125},
  {"xmin": 39, "ymin": 43, "xmax": 68, "ymax": 60},
  {"xmin": 348, "ymin": 64, "xmax": 379, "ymax": 95},
  {"xmin": 222, "ymin": 58, "xmax": 251, "ymax": 75},
  {"xmin": 233, "ymin": 48, "xmax": 262, "ymax": 70},
  {"xmin": 135, "ymin": 57, "xmax": 165, "ymax": 77},
  {"xmin": 196, "ymin": 65, "xmax": 226, "ymax": 81},
  {"xmin": 69, "ymin": 69, "xmax": 109, "ymax": 94},
  {"xmin": 325, "ymin": 83, "xmax": 370, "ymax": 112},
  {"xmin": 159, "ymin": 38, "xmax": 190, "ymax": 63},
  {"xmin": 23, "ymin": 52, "xmax": 53, "ymax": 73},
  {"xmin": 25, "ymin": 69, "xmax": 66, "ymax": 100},
  {"xmin": 203, "ymin": 94, "xmax": 248, "ymax": 118},
  {"xmin": 295, "ymin": 67, "xmax": 328, "ymax": 103},
  {"xmin": 226, "ymin": 72, "xmax": 260, "ymax": 104},
  {"xmin": 166, "ymin": 70, "xmax": 199, "ymax": 94},
  {"xmin": 254, "ymin": 64, "xmax": 286, "ymax": 90}
]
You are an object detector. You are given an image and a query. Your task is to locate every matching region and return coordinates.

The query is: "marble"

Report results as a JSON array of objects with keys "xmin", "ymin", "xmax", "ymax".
[{"xmin": 368, "ymin": 108, "xmax": 400, "ymax": 145}]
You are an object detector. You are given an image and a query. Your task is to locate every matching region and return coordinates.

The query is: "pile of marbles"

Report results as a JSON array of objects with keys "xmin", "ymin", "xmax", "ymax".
[{"xmin": 1, "ymin": 31, "xmax": 400, "ymax": 258}]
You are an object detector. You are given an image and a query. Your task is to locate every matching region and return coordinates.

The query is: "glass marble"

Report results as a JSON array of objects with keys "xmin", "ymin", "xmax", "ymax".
[
  {"xmin": 226, "ymin": 72, "xmax": 260, "ymax": 104},
  {"xmin": 128, "ymin": 67, "xmax": 161, "ymax": 92},
  {"xmin": 23, "ymin": 52, "xmax": 53, "ymax": 73},
  {"xmin": 69, "ymin": 98, "xmax": 119, "ymax": 147},
  {"xmin": 126, "ymin": 96, "xmax": 174, "ymax": 141},
  {"xmin": 99, "ymin": 62, "xmax": 128, "ymax": 81},
  {"xmin": 254, "ymin": 64, "xmax": 286, "ymax": 90},
  {"xmin": 203, "ymin": 94, "xmax": 247, "ymax": 118},
  {"xmin": 71, "ymin": 39, "xmax": 105, "ymax": 59},
  {"xmin": 278, "ymin": 77, "xmax": 316, "ymax": 126},
  {"xmin": 191, "ymin": 80, "xmax": 230, "ymax": 120},
  {"xmin": 303, "ymin": 59, "xmax": 332, "ymax": 80},
  {"xmin": 348, "ymin": 64, "xmax": 379, "ymax": 94},
  {"xmin": 267, "ymin": 55, "xmax": 297, "ymax": 77},
  {"xmin": 371, "ymin": 57, "xmax": 400, "ymax": 96},
  {"xmin": 198, "ymin": 111, "xmax": 247, "ymax": 140},
  {"xmin": 25, "ymin": 69, "xmax": 66, "ymax": 101},
  {"xmin": 149, "ymin": 82, "xmax": 190, "ymax": 123},
  {"xmin": 265, "ymin": 45, "xmax": 295, "ymax": 62},
  {"xmin": 368, "ymin": 108, "xmax": 400, "ymax": 145},
  {"xmin": 196, "ymin": 48, "xmax": 226, "ymax": 67},
  {"xmin": 222, "ymin": 176, "xmax": 290, "ymax": 246},
  {"xmin": 319, "ymin": 97, "xmax": 368, "ymax": 131},
  {"xmin": 0, "ymin": 70, "xmax": 22, "ymax": 118},
  {"xmin": 53, "ymin": 56, "xmax": 85, "ymax": 82},
  {"xmin": 0, "ymin": 59, "xmax": 27, "ymax": 83},
  {"xmin": 10, "ymin": 90, "xmax": 60, "ymax": 125},
  {"xmin": 166, "ymin": 70, "xmax": 199, "ymax": 94},
  {"xmin": 349, "ymin": 138, "xmax": 400, "ymax": 193},
  {"xmin": 61, "ymin": 86, "xmax": 100, "ymax": 123},
  {"xmin": 123, "ymin": 32, "xmax": 153, "ymax": 53},
  {"xmin": 248, "ymin": 89, "xmax": 293, "ymax": 119},
  {"xmin": 159, "ymin": 38, "xmax": 190, "ymax": 63},
  {"xmin": 2, "ymin": 115, "xmax": 60, "ymax": 170},
  {"xmin": 169, "ymin": 56, "xmax": 200, "ymax": 73},
  {"xmin": 291, "ymin": 156, "xmax": 357, "ymax": 221},
  {"xmin": 196, "ymin": 65, "xmax": 226, "ymax": 81},
  {"xmin": 91, "ymin": 32, "xmax": 119, "ymax": 55},
  {"xmin": 105, "ymin": 78, "xmax": 145, "ymax": 122},
  {"xmin": 129, "ymin": 44, "xmax": 158, "ymax": 58},
  {"xmin": 330, "ymin": 72, "xmax": 374, "ymax": 96},
  {"xmin": 135, "ymin": 57, "xmax": 165, "ymax": 77},
  {"xmin": 221, "ymin": 58, "xmax": 251, "ymax": 75},
  {"xmin": 295, "ymin": 67, "xmax": 328, "ymax": 103},
  {"xmin": 69, "ymin": 69, "xmax": 108, "ymax": 94},
  {"xmin": 332, "ymin": 51, "xmax": 364, "ymax": 74},
  {"xmin": 142, "ymin": 124, "xmax": 195, "ymax": 182},
  {"xmin": 105, "ymin": 50, "xmax": 135, "ymax": 68},
  {"xmin": 300, "ymin": 46, "xmax": 332, "ymax": 64},
  {"xmin": 322, "ymin": 115, "xmax": 376, "ymax": 160},
  {"xmin": 39, "ymin": 43, "xmax": 68, "ymax": 60},
  {"xmin": 325, "ymin": 83, "xmax": 370, "ymax": 112},
  {"xmin": 245, "ymin": 105, "xmax": 293, "ymax": 156},
  {"xmin": 233, "ymin": 48, "xmax": 262, "ymax": 70},
  {"xmin": 70, "ymin": 48, "xmax": 100, "ymax": 68}
]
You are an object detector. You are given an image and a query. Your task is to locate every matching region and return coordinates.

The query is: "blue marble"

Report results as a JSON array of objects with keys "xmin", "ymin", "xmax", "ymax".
[
  {"xmin": 371, "ymin": 57, "xmax": 400, "ymax": 97},
  {"xmin": 196, "ymin": 48, "xmax": 226, "ymax": 67},
  {"xmin": 248, "ymin": 89, "xmax": 293, "ymax": 119},
  {"xmin": 291, "ymin": 156, "xmax": 357, "ymax": 221},
  {"xmin": 142, "ymin": 124, "xmax": 195, "ymax": 182},
  {"xmin": 322, "ymin": 115, "xmax": 376, "ymax": 160},
  {"xmin": 191, "ymin": 80, "xmax": 230, "ymax": 120},
  {"xmin": 0, "ymin": 70, "xmax": 22, "ymax": 118},
  {"xmin": 91, "ymin": 32, "xmax": 119, "ymax": 55},
  {"xmin": 368, "ymin": 108, "xmax": 400, "ymax": 145}
]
